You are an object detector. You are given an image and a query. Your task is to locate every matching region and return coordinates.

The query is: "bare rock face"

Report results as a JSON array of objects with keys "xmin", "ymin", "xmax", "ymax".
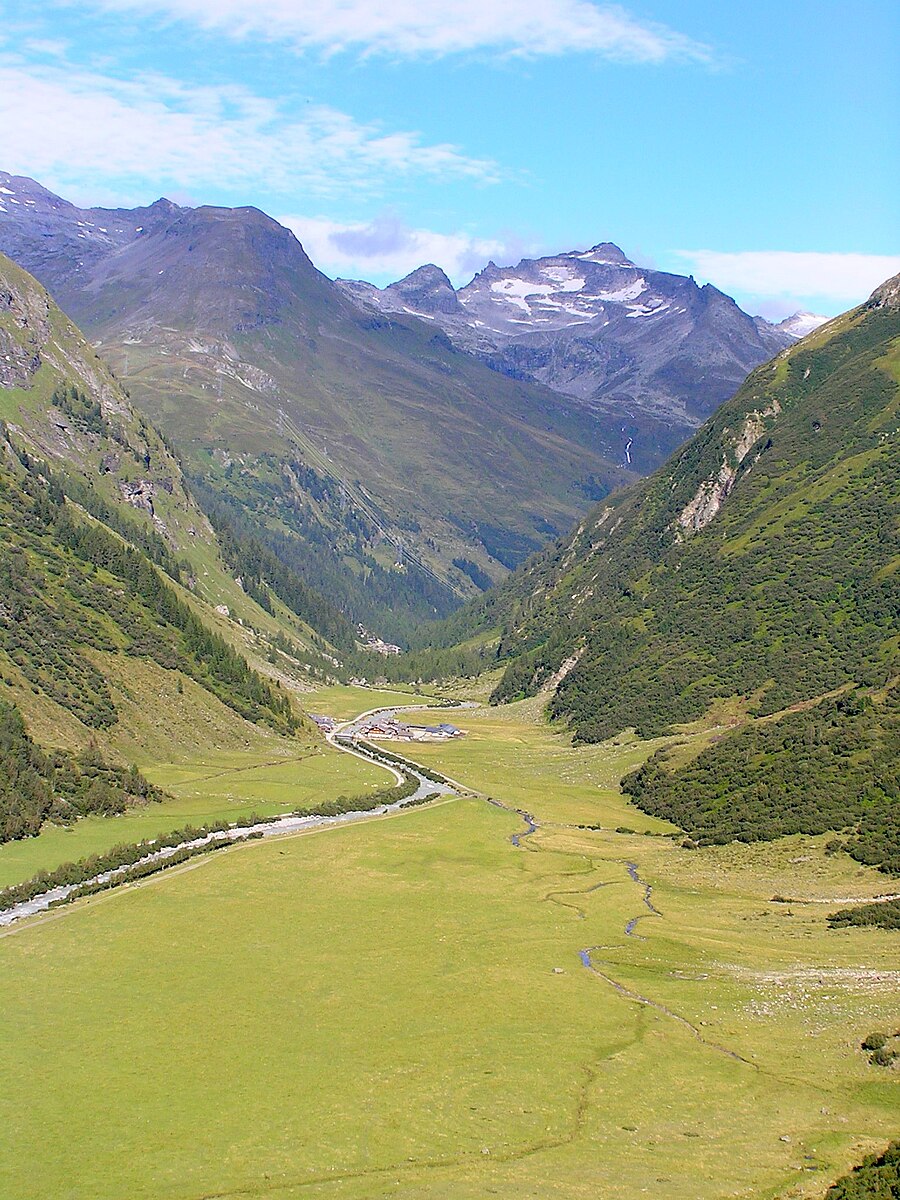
[
  {"xmin": 119, "ymin": 479, "xmax": 157, "ymax": 514},
  {"xmin": 866, "ymin": 272, "xmax": 900, "ymax": 312},
  {"xmin": 0, "ymin": 279, "xmax": 50, "ymax": 387},
  {"xmin": 676, "ymin": 400, "xmax": 780, "ymax": 534},
  {"xmin": 339, "ymin": 242, "xmax": 793, "ymax": 470},
  {"xmin": 676, "ymin": 460, "xmax": 738, "ymax": 533},
  {"xmin": 380, "ymin": 264, "xmax": 463, "ymax": 317}
]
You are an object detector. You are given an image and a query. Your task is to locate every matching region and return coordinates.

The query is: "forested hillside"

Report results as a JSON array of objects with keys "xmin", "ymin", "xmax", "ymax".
[
  {"xmin": 486, "ymin": 278, "xmax": 899, "ymax": 740},
  {"xmin": 0, "ymin": 700, "xmax": 161, "ymax": 843},
  {"xmin": 0, "ymin": 252, "xmax": 334, "ymax": 824},
  {"xmin": 824, "ymin": 1141, "xmax": 900, "ymax": 1198},
  {"xmin": 0, "ymin": 433, "xmax": 299, "ymax": 736},
  {"xmin": 624, "ymin": 685, "xmax": 900, "ymax": 877}
]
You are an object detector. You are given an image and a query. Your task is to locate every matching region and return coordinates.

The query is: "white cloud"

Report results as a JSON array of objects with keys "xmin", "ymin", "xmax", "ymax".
[
  {"xmin": 0, "ymin": 61, "xmax": 497, "ymax": 199},
  {"xmin": 64, "ymin": 0, "xmax": 711, "ymax": 63},
  {"xmin": 22, "ymin": 38, "xmax": 70, "ymax": 58},
  {"xmin": 675, "ymin": 250, "xmax": 900, "ymax": 308},
  {"xmin": 279, "ymin": 213, "xmax": 523, "ymax": 284}
]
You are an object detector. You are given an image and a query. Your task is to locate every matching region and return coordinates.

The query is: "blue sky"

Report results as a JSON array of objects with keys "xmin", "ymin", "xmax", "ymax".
[{"xmin": 1, "ymin": 0, "xmax": 898, "ymax": 317}]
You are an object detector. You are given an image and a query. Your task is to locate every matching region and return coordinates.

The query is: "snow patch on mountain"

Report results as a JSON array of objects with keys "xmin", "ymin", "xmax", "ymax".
[
  {"xmin": 484, "ymin": 274, "xmax": 585, "ymax": 313},
  {"xmin": 626, "ymin": 299, "xmax": 669, "ymax": 318},
  {"xmin": 335, "ymin": 239, "xmax": 794, "ymax": 467},
  {"xmin": 775, "ymin": 311, "xmax": 830, "ymax": 339},
  {"xmin": 592, "ymin": 278, "xmax": 646, "ymax": 304}
]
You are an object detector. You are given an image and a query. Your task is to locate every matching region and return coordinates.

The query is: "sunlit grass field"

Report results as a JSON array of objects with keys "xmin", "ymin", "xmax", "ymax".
[
  {"xmin": 0, "ymin": 743, "xmax": 384, "ymax": 889},
  {"xmin": 1, "ymin": 696, "xmax": 897, "ymax": 1200},
  {"xmin": 308, "ymin": 681, "xmax": 446, "ymax": 720}
]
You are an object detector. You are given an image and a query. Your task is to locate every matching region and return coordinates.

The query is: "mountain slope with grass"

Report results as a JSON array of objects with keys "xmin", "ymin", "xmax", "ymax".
[
  {"xmin": 437, "ymin": 278, "xmax": 900, "ymax": 888},
  {"xmin": 488, "ymin": 278, "xmax": 899, "ymax": 727},
  {"xmin": 0, "ymin": 252, "xmax": 335, "ymax": 839},
  {"xmin": 0, "ymin": 172, "xmax": 634, "ymax": 638}
]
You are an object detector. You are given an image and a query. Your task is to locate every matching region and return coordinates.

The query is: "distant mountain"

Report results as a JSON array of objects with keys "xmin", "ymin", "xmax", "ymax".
[
  {"xmin": 339, "ymin": 243, "xmax": 793, "ymax": 470},
  {"xmin": 0, "ymin": 172, "xmax": 633, "ymax": 639},
  {"xmin": 774, "ymin": 310, "xmax": 831, "ymax": 339}
]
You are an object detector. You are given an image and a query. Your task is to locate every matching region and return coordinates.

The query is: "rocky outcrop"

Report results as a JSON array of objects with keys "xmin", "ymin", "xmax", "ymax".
[
  {"xmin": 119, "ymin": 479, "xmax": 156, "ymax": 515},
  {"xmin": 0, "ymin": 279, "xmax": 50, "ymax": 387},
  {"xmin": 676, "ymin": 401, "xmax": 780, "ymax": 534},
  {"xmin": 866, "ymin": 272, "xmax": 900, "ymax": 312}
]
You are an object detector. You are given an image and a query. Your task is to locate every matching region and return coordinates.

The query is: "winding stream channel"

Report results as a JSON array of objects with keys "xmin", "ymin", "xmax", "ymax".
[
  {"xmin": 484, "ymin": 789, "xmax": 755, "ymax": 1067},
  {"xmin": 0, "ymin": 712, "xmax": 457, "ymax": 928},
  {"xmin": 2, "ymin": 699, "xmax": 758, "ymax": 1082}
]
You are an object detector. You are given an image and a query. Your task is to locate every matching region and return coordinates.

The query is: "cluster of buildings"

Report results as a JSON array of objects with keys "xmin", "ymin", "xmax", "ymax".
[
  {"xmin": 362, "ymin": 718, "xmax": 465, "ymax": 743},
  {"xmin": 356, "ymin": 625, "xmax": 402, "ymax": 656},
  {"xmin": 309, "ymin": 711, "xmax": 466, "ymax": 742}
]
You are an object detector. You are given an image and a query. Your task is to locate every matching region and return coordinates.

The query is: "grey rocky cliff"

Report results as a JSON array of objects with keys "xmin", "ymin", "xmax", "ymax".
[
  {"xmin": 338, "ymin": 243, "xmax": 793, "ymax": 471},
  {"xmin": 866, "ymin": 272, "xmax": 900, "ymax": 312},
  {"xmin": 0, "ymin": 280, "xmax": 49, "ymax": 387}
]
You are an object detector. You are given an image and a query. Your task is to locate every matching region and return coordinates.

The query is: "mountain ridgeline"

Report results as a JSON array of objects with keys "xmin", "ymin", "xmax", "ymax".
[
  {"xmin": 0, "ymin": 172, "xmax": 640, "ymax": 638},
  {"xmin": 339, "ymin": 242, "xmax": 796, "ymax": 471}
]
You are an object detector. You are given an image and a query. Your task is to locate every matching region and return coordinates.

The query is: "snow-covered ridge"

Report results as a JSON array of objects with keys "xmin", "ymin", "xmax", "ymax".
[
  {"xmin": 775, "ymin": 311, "xmax": 830, "ymax": 339},
  {"xmin": 333, "ymin": 238, "xmax": 795, "ymax": 456},
  {"xmin": 456, "ymin": 257, "xmax": 652, "ymax": 327}
]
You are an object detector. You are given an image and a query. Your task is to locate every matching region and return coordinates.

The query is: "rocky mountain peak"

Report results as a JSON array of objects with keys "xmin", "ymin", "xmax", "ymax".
[
  {"xmin": 335, "ymin": 237, "xmax": 793, "ymax": 471},
  {"xmin": 402, "ymin": 264, "xmax": 453, "ymax": 286},
  {"xmin": 866, "ymin": 272, "xmax": 900, "ymax": 312},
  {"xmin": 384, "ymin": 263, "xmax": 462, "ymax": 315},
  {"xmin": 148, "ymin": 197, "xmax": 182, "ymax": 214},
  {"xmin": 566, "ymin": 242, "xmax": 633, "ymax": 266}
]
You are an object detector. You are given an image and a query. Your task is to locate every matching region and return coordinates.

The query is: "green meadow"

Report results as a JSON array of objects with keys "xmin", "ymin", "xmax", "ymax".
[
  {"xmin": 1, "ymin": 697, "xmax": 897, "ymax": 1199},
  {"xmin": 0, "ymin": 742, "xmax": 384, "ymax": 889},
  {"xmin": 308, "ymin": 681, "xmax": 445, "ymax": 720}
]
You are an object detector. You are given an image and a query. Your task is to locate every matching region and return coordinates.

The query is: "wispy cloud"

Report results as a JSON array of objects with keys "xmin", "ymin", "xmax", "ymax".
[
  {"xmin": 61, "ymin": 0, "xmax": 712, "ymax": 64},
  {"xmin": 279, "ymin": 213, "xmax": 527, "ymax": 284},
  {"xmin": 0, "ymin": 60, "xmax": 498, "ymax": 201},
  {"xmin": 675, "ymin": 249, "xmax": 900, "ymax": 309}
]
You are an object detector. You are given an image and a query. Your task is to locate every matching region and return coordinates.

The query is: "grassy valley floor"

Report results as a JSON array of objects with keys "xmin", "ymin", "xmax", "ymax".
[
  {"xmin": 0, "ymin": 741, "xmax": 385, "ymax": 889},
  {"xmin": 1, "ymin": 696, "xmax": 897, "ymax": 1199}
]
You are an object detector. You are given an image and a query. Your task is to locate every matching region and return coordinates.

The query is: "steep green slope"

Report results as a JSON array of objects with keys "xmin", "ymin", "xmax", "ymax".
[
  {"xmin": 625, "ymin": 684, "xmax": 900, "ymax": 875},
  {"xmin": 0, "ymin": 430, "xmax": 299, "ymax": 738},
  {"xmin": 0, "ymin": 253, "xmax": 329, "ymax": 788},
  {"xmin": 488, "ymin": 279, "xmax": 899, "ymax": 739},
  {"xmin": 425, "ymin": 279, "xmax": 900, "ymax": 894}
]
